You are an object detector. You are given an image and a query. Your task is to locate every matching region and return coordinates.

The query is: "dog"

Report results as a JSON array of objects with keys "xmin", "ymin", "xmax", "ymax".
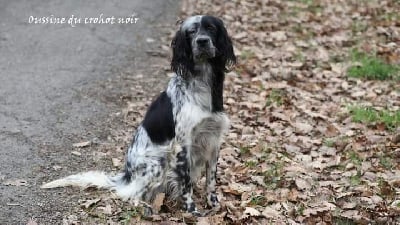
[{"xmin": 42, "ymin": 15, "xmax": 236, "ymax": 215}]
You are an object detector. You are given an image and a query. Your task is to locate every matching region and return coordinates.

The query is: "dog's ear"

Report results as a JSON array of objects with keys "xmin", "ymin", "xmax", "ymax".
[
  {"xmin": 216, "ymin": 20, "xmax": 236, "ymax": 71},
  {"xmin": 171, "ymin": 29, "xmax": 194, "ymax": 77}
]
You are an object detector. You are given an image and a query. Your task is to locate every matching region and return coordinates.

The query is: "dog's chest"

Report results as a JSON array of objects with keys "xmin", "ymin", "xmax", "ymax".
[
  {"xmin": 175, "ymin": 87, "xmax": 213, "ymax": 142},
  {"xmin": 167, "ymin": 70, "xmax": 220, "ymax": 144}
]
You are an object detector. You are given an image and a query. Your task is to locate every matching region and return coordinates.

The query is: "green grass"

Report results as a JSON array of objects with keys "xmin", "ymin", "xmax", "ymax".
[
  {"xmin": 347, "ymin": 151, "xmax": 362, "ymax": 166},
  {"xmin": 379, "ymin": 11, "xmax": 400, "ymax": 23},
  {"xmin": 240, "ymin": 49, "xmax": 255, "ymax": 61},
  {"xmin": 379, "ymin": 155, "xmax": 394, "ymax": 170},
  {"xmin": 119, "ymin": 207, "xmax": 141, "ymax": 224},
  {"xmin": 349, "ymin": 171, "xmax": 362, "ymax": 186},
  {"xmin": 345, "ymin": 151, "xmax": 363, "ymax": 186},
  {"xmin": 263, "ymin": 162, "xmax": 284, "ymax": 189},
  {"xmin": 266, "ymin": 89, "xmax": 284, "ymax": 106},
  {"xmin": 323, "ymin": 138, "xmax": 335, "ymax": 147},
  {"xmin": 295, "ymin": 203, "xmax": 305, "ymax": 216},
  {"xmin": 293, "ymin": 51, "xmax": 306, "ymax": 62},
  {"xmin": 351, "ymin": 21, "xmax": 368, "ymax": 34},
  {"xmin": 245, "ymin": 160, "xmax": 258, "ymax": 168},
  {"xmin": 333, "ymin": 217, "xmax": 357, "ymax": 225},
  {"xmin": 239, "ymin": 146, "xmax": 251, "ymax": 156},
  {"xmin": 349, "ymin": 106, "xmax": 400, "ymax": 130},
  {"xmin": 347, "ymin": 50, "xmax": 399, "ymax": 80},
  {"xmin": 300, "ymin": 0, "xmax": 313, "ymax": 4},
  {"xmin": 249, "ymin": 194, "xmax": 266, "ymax": 206}
]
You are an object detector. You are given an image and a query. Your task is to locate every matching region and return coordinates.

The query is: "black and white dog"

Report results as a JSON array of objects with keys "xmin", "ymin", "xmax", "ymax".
[{"xmin": 42, "ymin": 15, "xmax": 236, "ymax": 215}]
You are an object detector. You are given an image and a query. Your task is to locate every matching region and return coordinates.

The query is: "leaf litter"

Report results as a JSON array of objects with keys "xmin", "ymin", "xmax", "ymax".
[{"xmin": 62, "ymin": 0, "xmax": 400, "ymax": 224}]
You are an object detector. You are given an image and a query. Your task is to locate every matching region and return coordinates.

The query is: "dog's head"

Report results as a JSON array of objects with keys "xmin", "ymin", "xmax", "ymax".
[{"xmin": 171, "ymin": 15, "xmax": 236, "ymax": 76}]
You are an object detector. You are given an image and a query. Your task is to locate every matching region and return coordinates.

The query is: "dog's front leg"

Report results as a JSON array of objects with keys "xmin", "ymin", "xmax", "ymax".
[
  {"xmin": 174, "ymin": 146, "xmax": 200, "ymax": 215},
  {"xmin": 206, "ymin": 147, "xmax": 220, "ymax": 209},
  {"xmin": 192, "ymin": 116, "xmax": 226, "ymax": 210}
]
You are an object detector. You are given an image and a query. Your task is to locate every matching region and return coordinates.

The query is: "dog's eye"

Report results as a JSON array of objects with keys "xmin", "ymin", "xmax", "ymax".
[
  {"xmin": 187, "ymin": 28, "xmax": 196, "ymax": 34},
  {"xmin": 206, "ymin": 25, "xmax": 216, "ymax": 32}
]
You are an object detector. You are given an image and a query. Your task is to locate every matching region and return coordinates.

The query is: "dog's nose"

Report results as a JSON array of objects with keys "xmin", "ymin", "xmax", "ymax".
[{"xmin": 196, "ymin": 37, "xmax": 209, "ymax": 47}]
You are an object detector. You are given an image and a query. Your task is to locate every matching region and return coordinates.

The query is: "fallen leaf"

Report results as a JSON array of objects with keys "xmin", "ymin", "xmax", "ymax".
[
  {"xmin": 341, "ymin": 210, "xmax": 362, "ymax": 220},
  {"xmin": 26, "ymin": 219, "xmax": 38, "ymax": 225},
  {"xmin": 112, "ymin": 158, "xmax": 122, "ymax": 167},
  {"xmin": 151, "ymin": 214, "xmax": 163, "ymax": 222},
  {"xmin": 233, "ymin": 31, "xmax": 247, "ymax": 40},
  {"xmin": 325, "ymin": 123, "xmax": 340, "ymax": 137},
  {"xmin": 270, "ymin": 31, "xmax": 287, "ymax": 41},
  {"xmin": 241, "ymin": 207, "xmax": 261, "ymax": 219},
  {"xmin": 303, "ymin": 202, "xmax": 336, "ymax": 217},
  {"xmin": 392, "ymin": 132, "xmax": 400, "ymax": 144},
  {"xmin": 71, "ymin": 151, "xmax": 81, "ymax": 156},
  {"xmin": 182, "ymin": 212, "xmax": 197, "ymax": 224},
  {"xmin": 284, "ymin": 144, "xmax": 301, "ymax": 154},
  {"xmin": 223, "ymin": 182, "xmax": 254, "ymax": 195},
  {"xmin": 293, "ymin": 122, "xmax": 314, "ymax": 134},
  {"xmin": 80, "ymin": 198, "xmax": 101, "ymax": 209},
  {"xmin": 262, "ymin": 206, "xmax": 280, "ymax": 218},
  {"xmin": 3, "ymin": 179, "xmax": 28, "ymax": 186},
  {"xmin": 295, "ymin": 178, "xmax": 311, "ymax": 190},
  {"xmin": 319, "ymin": 146, "xmax": 336, "ymax": 156},
  {"xmin": 52, "ymin": 165, "xmax": 62, "ymax": 171},
  {"xmin": 152, "ymin": 192, "xmax": 165, "ymax": 213},
  {"xmin": 342, "ymin": 202, "xmax": 357, "ymax": 209},
  {"xmin": 196, "ymin": 217, "xmax": 211, "ymax": 225},
  {"xmin": 102, "ymin": 204, "xmax": 112, "ymax": 215},
  {"xmin": 72, "ymin": 141, "xmax": 91, "ymax": 148}
]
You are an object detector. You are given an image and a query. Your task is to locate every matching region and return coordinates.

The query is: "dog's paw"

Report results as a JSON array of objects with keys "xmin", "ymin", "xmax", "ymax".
[
  {"xmin": 142, "ymin": 206, "xmax": 154, "ymax": 217},
  {"xmin": 184, "ymin": 202, "xmax": 206, "ymax": 216},
  {"xmin": 190, "ymin": 210, "xmax": 203, "ymax": 217},
  {"xmin": 207, "ymin": 192, "xmax": 220, "ymax": 209}
]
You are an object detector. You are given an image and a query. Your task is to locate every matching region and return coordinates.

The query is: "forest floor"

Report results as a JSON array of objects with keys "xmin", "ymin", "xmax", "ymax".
[{"xmin": 50, "ymin": 0, "xmax": 400, "ymax": 224}]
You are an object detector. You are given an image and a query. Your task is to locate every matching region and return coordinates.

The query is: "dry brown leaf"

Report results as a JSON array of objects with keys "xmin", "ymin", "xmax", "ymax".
[
  {"xmin": 319, "ymin": 146, "xmax": 336, "ymax": 156},
  {"xmin": 270, "ymin": 31, "xmax": 287, "ymax": 42},
  {"xmin": 293, "ymin": 122, "xmax": 314, "ymax": 134},
  {"xmin": 102, "ymin": 204, "xmax": 112, "ymax": 215},
  {"xmin": 223, "ymin": 182, "xmax": 254, "ymax": 195},
  {"xmin": 392, "ymin": 133, "xmax": 400, "ymax": 144},
  {"xmin": 295, "ymin": 178, "xmax": 311, "ymax": 191},
  {"xmin": 241, "ymin": 207, "xmax": 261, "ymax": 219},
  {"xmin": 325, "ymin": 123, "xmax": 340, "ymax": 137},
  {"xmin": 152, "ymin": 193, "xmax": 165, "ymax": 213},
  {"xmin": 112, "ymin": 158, "xmax": 122, "ymax": 167},
  {"xmin": 342, "ymin": 202, "xmax": 357, "ymax": 209},
  {"xmin": 284, "ymin": 144, "xmax": 301, "ymax": 154},
  {"xmin": 80, "ymin": 198, "xmax": 100, "ymax": 209},
  {"xmin": 341, "ymin": 210, "xmax": 362, "ymax": 220},
  {"xmin": 262, "ymin": 206, "xmax": 280, "ymax": 218},
  {"xmin": 303, "ymin": 202, "xmax": 336, "ymax": 217},
  {"xmin": 196, "ymin": 217, "xmax": 210, "ymax": 225}
]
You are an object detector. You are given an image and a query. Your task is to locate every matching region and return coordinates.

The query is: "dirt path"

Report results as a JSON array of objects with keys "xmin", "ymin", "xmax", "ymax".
[{"xmin": 0, "ymin": 0, "xmax": 179, "ymax": 224}]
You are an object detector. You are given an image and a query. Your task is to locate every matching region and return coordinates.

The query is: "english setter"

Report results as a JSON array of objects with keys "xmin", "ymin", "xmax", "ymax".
[{"xmin": 42, "ymin": 15, "xmax": 236, "ymax": 215}]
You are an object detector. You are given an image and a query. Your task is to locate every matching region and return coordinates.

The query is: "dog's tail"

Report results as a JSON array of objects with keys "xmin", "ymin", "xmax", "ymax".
[
  {"xmin": 41, "ymin": 167, "xmax": 164, "ymax": 201},
  {"xmin": 41, "ymin": 171, "xmax": 142, "ymax": 200},
  {"xmin": 41, "ymin": 171, "xmax": 118, "ymax": 189}
]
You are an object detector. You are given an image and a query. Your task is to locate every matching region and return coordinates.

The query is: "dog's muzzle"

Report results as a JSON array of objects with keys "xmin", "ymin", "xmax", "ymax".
[{"xmin": 193, "ymin": 36, "xmax": 216, "ymax": 60}]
